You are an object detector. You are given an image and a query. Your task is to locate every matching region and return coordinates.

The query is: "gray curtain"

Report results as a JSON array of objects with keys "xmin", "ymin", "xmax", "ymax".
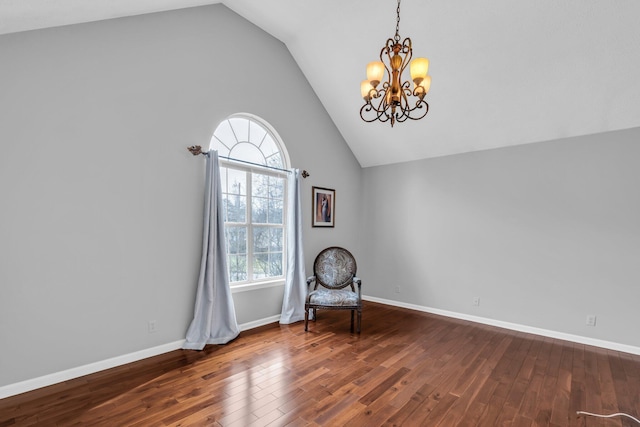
[
  {"xmin": 280, "ymin": 169, "xmax": 307, "ymax": 324},
  {"xmin": 183, "ymin": 150, "xmax": 239, "ymax": 350}
]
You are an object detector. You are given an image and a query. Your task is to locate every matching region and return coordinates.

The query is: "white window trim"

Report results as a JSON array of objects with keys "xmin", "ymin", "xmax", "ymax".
[{"xmin": 230, "ymin": 278, "xmax": 285, "ymax": 294}]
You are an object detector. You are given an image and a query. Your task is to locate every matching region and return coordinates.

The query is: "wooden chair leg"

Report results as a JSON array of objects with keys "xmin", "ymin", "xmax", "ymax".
[
  {"xmin": 350, "ymin": 310, "xmax": 354, "ymax": 333},
  {"xmin": 304, "ymin": 308, "xmax": 309, "ymax": 331},
  {"xmin": 357, "ymin": 309, "xmax": 361, "ymax": 334}
]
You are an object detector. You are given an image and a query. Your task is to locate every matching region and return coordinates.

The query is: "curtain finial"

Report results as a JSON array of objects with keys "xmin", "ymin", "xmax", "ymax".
[{"xmin": 187, "ymin": 145, "xmax": 205, "ymax": 156}]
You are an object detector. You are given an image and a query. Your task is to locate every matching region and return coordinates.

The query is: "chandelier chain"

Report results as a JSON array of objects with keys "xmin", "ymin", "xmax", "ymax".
[{"xmin": 395, "ymin": 0, "xmax": 401, "ymax": 42}]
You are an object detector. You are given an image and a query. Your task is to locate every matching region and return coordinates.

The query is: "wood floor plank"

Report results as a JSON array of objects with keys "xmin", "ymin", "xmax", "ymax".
[
  {"xmin": 433, "ymin": 372, "xmax": 492, "ymax": 427},
  {"xmin": 549, "ymin": 344, "xmax": 574, "ymax": 426},
  {"xmin": 595, "ymin": 349, "xmax": 624, "ymax": 426},
  {"xmin": 1, "ymin": 301, "xmax": 639, "ymax": 426}
]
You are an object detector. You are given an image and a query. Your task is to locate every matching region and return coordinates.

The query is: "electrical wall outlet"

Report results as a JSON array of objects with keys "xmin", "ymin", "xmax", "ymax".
[
  {"xmin": 473, "ymin": 296, "xmax": 480, "ymax": 306},
  {"xmin": 586, "ymin": 315, "xmax": 597, "ymax": 327},
  {"xmin": 148, "ymin": 320, "xmax": 158, "ymax": 333}
]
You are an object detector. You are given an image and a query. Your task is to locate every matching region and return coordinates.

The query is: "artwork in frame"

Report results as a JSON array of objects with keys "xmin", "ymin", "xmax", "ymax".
[{"xmin": 312, "ymin": 186, "xmax": 335, "ymax": 227}]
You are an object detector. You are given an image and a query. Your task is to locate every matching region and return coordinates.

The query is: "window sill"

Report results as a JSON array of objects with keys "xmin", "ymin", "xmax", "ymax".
[{"xmin": 230, "ymin": 279, "xmax": 285, "ymax": 294}]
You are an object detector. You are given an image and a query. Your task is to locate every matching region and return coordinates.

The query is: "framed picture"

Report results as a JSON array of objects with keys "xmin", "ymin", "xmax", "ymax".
[{"xmin": 312, "ymin": 186, "xmax": 335, "ymax": 227}]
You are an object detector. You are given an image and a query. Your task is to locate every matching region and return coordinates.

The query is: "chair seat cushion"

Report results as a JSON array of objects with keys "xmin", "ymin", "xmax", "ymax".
[{"xmin": 308, "ymin": 289, "xmax": 359, "ymax": 306}]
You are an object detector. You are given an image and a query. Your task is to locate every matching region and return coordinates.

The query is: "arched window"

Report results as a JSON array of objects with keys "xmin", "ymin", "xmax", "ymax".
[{"xmin": 210, "ymin": 114, "xmax": 290, "ymax": 287}]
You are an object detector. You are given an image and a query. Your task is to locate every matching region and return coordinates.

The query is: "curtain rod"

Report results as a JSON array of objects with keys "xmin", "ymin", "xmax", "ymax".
[{"xmin": 187, "ymin": 145, "xmax": 309, "ymax": 178}]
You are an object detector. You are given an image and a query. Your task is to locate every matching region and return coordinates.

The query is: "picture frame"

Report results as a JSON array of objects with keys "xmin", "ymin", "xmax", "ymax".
[{"xmin": 312, "ymin": 186, "xmax": 335, "ymax": 227}]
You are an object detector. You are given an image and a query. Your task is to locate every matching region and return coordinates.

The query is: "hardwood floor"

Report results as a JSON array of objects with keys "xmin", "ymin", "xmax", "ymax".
[{"xmin": 1, "ymin": 301, "xmax": 639, "ymax": 426}]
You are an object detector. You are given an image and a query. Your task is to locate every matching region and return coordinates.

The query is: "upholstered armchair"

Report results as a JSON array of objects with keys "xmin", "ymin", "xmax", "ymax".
[{"xmin": 305, "ymin": 247, "xmax": 362, "ymax": 333}]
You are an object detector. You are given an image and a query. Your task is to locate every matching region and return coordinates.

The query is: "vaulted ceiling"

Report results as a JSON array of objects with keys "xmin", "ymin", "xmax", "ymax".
[{"xmin": 2, "ymin": 0, "xmax": 639, "ymax": 167}]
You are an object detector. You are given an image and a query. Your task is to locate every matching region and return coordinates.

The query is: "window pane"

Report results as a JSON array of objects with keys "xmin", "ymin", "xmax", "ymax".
[
  {"xmin": 225, "ymin": 169, "xmax": 246, "ymax": 223},
  {"xmin": 253, "ymin": 226, "xmax": 270, "ymax": 254},
  {"xmin": 225, "ymin": 226, "xmax": 247, "ymax": 255},
  {"xmin": 252, "ymin": 197, "xmax": 268, "ymax": 224},
  {"xmin": 249, "ymin": 120, "xmax": 267, "ymax": 145},
  {"xmin": 261, "ymin": 135, "xmax": 283, "ymax": 168},
  {"xmin": 266, "ymin": 153, "xmax": 283, "ymax": 169},
  {"xmin": 211, "ymin": 138, "xmax": 230, "ymax": 157},
  {"xmin": 212, "ymin": 120, "xmax": 235, "ymax": 152},
  {"xmin": 252, "ymin": 173, "xmax": 269, "ymax": 198},
  {"xmin": 269, "ymin": 177, "xmax": 284, "ymax": 198},
  {"xmin": 228, "ymin": 255, "xmax": 247, "ymax": 282},
  {"xmin": 261, "ymin": 135, "xmax": 278, "ymax": 159},
  {"xmin": 270, "ymin": 228, "xmax": 283, "ymax": 251},
  {"xmin": 252, "ymin": 175, "xmax": 283, "ymax": 224},
  {"xmin": 268, "ymin": 199, "xmax": 283, "ymax": 224},
  {"xmin": 225, "ymin": 194, "xmax": 246, "ymax": 223},
  {"xmin": 226, "ymin": 169, "xmax": 246, "ymax": 195},
  {"xmin": 232, "ymin": 143, "xmax": 265, "ymax": 165},
  {"xmin": 250, "ymin": 252, "xmax": 282, "ymax": 279},
  {"xmin": 252, "ymin": 253, "xmax": 268, "ymax": 279},
  {"xmin": 269, "ymin": 252, "xmax": 283, "ymax": 276},
  {"xmin": 229, "ymin": 117, "xmax": 249, "ymax": 143}
]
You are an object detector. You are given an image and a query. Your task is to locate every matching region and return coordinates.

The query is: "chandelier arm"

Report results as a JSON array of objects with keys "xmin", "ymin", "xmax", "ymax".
[
  {"xmin": 380, "ymin": 39, "xmax": 394, "ymax": 73},
  {"xmin": 397, "ymin": 101, "xmax": 429, "ymax": 123},
  {"xmin": 400, "ymin": 38, "xmax": 412, "ymax": 72},
  {"xmin": 405, "ymin": 103, "xmax": 429, "ymax": 121},
  {"xmin": 389, "ymin": 80, "xmax": 414, "ymax": 122},
  {"xmin": 360, "ymin": 103, "xmax": 391, "ymax": 123},
  {"xmin": 360, "ymin": 88, "xmax": 393, "ymax": 123},
  {"xmin": 401, "ymin": 80, "xmax": 412, "ymax": 95},
  {"xmin": 392, "ymin": 84, "xmax": 428, "ymax": 124},
  {"xmin": 370, "ymin": 87, "xmax": 389, "ymax": 112}
]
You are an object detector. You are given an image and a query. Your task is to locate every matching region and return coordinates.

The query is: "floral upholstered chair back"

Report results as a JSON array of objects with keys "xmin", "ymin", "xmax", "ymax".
[
  {"xmin": 313, "ymin": 247, "xmax": 357, "ymax": 291},
  {"xmin": 305, "ymin": 246, "xmax": 362, "ymax": 333}
]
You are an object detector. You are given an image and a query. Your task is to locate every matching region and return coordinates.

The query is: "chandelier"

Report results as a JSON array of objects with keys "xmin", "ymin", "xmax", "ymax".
[{"xmin": 360, "ymin": 0, "xmax": 431, "ymax": 127}]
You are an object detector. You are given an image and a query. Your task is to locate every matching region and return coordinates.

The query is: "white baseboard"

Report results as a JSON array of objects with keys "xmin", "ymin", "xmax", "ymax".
[
  {"xmin": 363, "ymin": 295, "xmax": 640, "ymax": 356},
  {"xmin": 238, "ymin": 315, "xmax": 281, "ymax": 331},
  {"xmin": 0, "ymin": 340, "xmax": 185, "ymax": 400},
  {"xmin": 0, "ymin": 315, "xmax": 285, "ymax": 400}
]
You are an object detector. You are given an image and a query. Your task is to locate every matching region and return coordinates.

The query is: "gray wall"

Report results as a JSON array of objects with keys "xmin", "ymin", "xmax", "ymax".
[
  {"xmin": 0, "ymin": 5, "xmax": 362, "ymax": 387},
  {"xmin": 361, "ymin": 127, "xmax": 640, "ymax": 348}
]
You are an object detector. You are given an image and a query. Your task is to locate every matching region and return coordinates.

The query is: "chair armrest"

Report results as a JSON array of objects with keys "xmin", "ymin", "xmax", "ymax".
[
  {"xmin": 353, "ymin": 276, "xmax": 362, "ymax": 298},
  {"xmin": 306, "ymin": 276, "xmax": 316, "ymax": 285}
]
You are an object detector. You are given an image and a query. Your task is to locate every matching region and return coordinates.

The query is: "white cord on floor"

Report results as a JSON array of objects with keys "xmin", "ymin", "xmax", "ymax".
[{"xmin": 577, "ymin": 410, "xmax": 640, "ymax": 424}]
